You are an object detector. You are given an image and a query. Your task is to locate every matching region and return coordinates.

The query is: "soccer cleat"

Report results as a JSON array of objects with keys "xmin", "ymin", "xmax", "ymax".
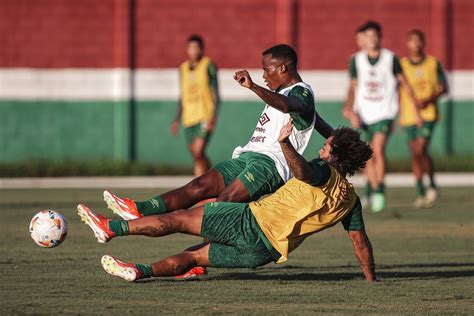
[
  {"xmin": 423, "ymin": 187, "xmax": 440, "ymax": 208},
  {"xmin": 101, "ymin": 255, "xmax": 142, "ymax": 282},
  {"xmin": 371, "ymin": 193, "xmax": 385, "ymax": 213},
  {"xmin": 175, "ymin": 267, "xmax": 207, "ymax": 280},
  {"xmin": 77, "ymin": 204, "xmax": 115, "ymax": 243},
  {"xmin": 413, "ymin": 197, "xmax": 425, "ymax": 209},
  {"xmin": 103, "ymin": 190, "xmax": 142, "ymax": 220}
]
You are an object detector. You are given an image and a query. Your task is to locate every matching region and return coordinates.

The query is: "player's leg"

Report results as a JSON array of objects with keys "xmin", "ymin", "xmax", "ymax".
[
  {"xmin": 370, "ymin": 132, "xmax": 389, "ymax": 212},
  {"xmin": 408, "ymin": 137, "xmax": 425, "ymax": 208},
  {"xmin": 418, "ymin": 123, "xmax": 439, "ymax": 207},
  {"xmin": 104, "ymin": 157, "xmax": 246, "ymax": 220},
  {"xmin": 189, "ymin": 137, "xmax": 211, "ymax": 177},
  {"xmin": 360, "ymin": 124, "xmax": 377, "ymax": 207},
  {"xmin": 77, "ymin": 203, "xmax": 205, "ymax": 243},
  {"xmin": 100, "ymin": 243, "xmax": 211, "ymax": 281}
]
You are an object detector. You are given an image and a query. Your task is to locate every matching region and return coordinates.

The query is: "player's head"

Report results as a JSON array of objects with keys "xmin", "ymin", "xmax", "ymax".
[
  {"xmin": 261, "ymin": 44, "xmax": 298, "ymax": 91},
  {"xmin": 319, "ymin": 127, "xmax": 373, "ymax": 176},
  {"xmin": 407, "ymin": 29, "xmax": 425, "ymax": 55},
  {"xmin": 360, "ymin": 20, "xmax": 382, "ymax": 50},
  {"xmin": 355, "ymin": 25, "xmax": 367, "ymax": 51},
  {"xmin": 186, "ymin": 34, "xmax": 204, "ymax": 62}
]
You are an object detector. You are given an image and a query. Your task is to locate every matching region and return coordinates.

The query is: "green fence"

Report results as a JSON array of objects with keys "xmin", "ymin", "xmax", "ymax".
[{"xmin": 1, "ymin": 100, "xmax": 473, "ymax": 165}]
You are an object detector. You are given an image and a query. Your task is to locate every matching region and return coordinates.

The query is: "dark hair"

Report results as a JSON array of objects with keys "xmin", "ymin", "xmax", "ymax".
[
  {"xmin": 360, "ymin": 20, "xmax": 382, "ymax": 36},
  {"xmin": 262, "ymin": 44, "xmax": 298, "ymax": 68},
  {"xmin": 187, "ymin": 34, "xmax": 204, "ymax": 48},
  {"xmin": 329, "ymin": 127, "xmax": 373, "ymax": 176},
  {"xmin": 408, "ymin": 29, "xmax": 425, "ymax": 43},
  {"xmin": 355, "ymin": 24, "xmax": 365, "ymax": 34}
]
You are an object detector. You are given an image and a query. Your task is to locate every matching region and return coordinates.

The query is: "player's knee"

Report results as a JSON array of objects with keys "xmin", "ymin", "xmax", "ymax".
[
  {"xmin": 216, "ymin": 189, "xmax": 243, "ymax": 202},
  {"xmin": 186, "ymin": 176, "xmax": 212, "ymax": 197}
]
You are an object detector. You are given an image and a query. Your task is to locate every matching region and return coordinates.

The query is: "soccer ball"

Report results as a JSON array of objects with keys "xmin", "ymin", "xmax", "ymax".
[{"xmin": 29, "ymin": 210, "xmax": 68, "ymax": 248}]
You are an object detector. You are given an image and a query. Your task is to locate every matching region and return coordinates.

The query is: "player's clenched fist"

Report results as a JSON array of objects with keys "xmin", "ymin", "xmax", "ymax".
[
  {"xmin": 234, "ymin": 70, "xmax": 254, "ymax": 89},
  {"xmin": 278, "ymin": 119, "xmax": 294, "ymax": 143}
]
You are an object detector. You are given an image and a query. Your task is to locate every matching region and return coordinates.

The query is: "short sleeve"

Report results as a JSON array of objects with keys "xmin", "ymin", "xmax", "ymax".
[
  {"xmin": 308, "ymin": 158, "xmax": 331, "ymax": 186},
  {"xmin": 208, "ymin": 61, "xmax": 218, "ymax": 90},
  {"xmin": 288, "ymin": 85, "xmax": 316, "ymax": 131},
  {"xmin": 436, "ymin": 60, "xmax": 447, "ymax": 85},
  {"xmin": 393, "ymin": 55, "xmax": 403, "ymax": 76},
  {"xmin": 341, "ymin": 198, "xmax": 365, "ymax": 231},
  {"xmin": 349, "ymin": 56, "xmax": 357, "ymax": 79}
]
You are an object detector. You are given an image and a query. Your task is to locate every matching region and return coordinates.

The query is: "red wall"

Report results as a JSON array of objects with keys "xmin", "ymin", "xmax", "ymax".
[{"xmin": 0, "ymin": 0, "xmax": 472, "ymax": 69}]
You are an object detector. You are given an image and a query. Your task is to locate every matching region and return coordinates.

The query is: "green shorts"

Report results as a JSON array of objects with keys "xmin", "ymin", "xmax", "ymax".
[
  {"xmin": 361, "ymin": 119, "xmax": 393, "ymax": 142},
  {"xmin": 201, "ymin": 202, "xmax": 280, "ymax": 268},
  {"xmin": 184, "ymin": 122, "xmax": 211, "ymax": 145},
  {"xmin": 404, "ymin": 121, "xmax": 436, "ymax": 142},
  {"xmin": 214, "ymin": 152, "xmax": 284, "ymax": 200}
]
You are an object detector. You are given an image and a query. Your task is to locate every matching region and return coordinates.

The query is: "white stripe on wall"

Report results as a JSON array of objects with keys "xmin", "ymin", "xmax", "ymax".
[{"xmin": 0, "ymin": 68, "xmax": 472, "ymax": 101}]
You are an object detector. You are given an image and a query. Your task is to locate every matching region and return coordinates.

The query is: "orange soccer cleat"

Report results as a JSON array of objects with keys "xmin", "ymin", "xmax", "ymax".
[
  {"xmin": 103, "ymin": 190, "xmax": 142, "ymax": 220},
  {"xmin": 175, "ymin": 267, "xmax": 208, "ymax": 280},
  {"xmin": 101, "ymin": 255, "xmax": 143, "ymax": 282},
  {"xmin": 77, "ymin": 204, "xmax": 115, "ymax": 243}
]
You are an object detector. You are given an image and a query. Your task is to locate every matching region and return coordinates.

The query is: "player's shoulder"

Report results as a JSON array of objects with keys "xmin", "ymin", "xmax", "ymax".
[
  {"xmin": 179, "ymin": 60, "xmax": 189, "ymax": 69},
  {"xmin": 289, "ymin": 82, "xmax": 314, "ymax": 98},
  {"xmin": 424, "ymin": 55, "xmax": 439, "ymax": 65}
]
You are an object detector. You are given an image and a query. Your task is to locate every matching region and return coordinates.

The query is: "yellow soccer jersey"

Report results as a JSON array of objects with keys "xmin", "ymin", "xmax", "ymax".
[
  {"xmin": 249, "ymin": 163, "xmax": 358, "ymax": 263},
  {"xmin": 179, "ymin": 56, "xmax": 216, "ymax": 127},
  {"xmin": 399, "ymin": 55, "xmax": 445, "ymax": 126}
]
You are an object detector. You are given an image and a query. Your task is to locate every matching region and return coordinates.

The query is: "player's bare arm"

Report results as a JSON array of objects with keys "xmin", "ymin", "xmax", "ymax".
[
  {"xmin": 314, "ymin": 112, "xmax": 334, "ymax": 139},
  {"xmin": 419, "ymin": 81, "xmax": 448, "ymax": 108},
  {"xmin": 348, "ymin": 230, "xmax": 377, "ymax": 283},
  {"xmin": 343, "ymin": 79, "xmax": 361, "ymax": 129},
  {"xmin": 234, "ymin": 70, "xmax": 307, "ymax": 114},
  {"xmin": 278, "ymin": 119, "xmax": 315, "ymax": 183},
  {"xmin": 171, "ymin": 98, "xmax": 182, "ymax": 136}
]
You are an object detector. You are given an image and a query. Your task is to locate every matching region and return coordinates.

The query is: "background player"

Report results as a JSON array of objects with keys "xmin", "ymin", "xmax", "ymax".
[
  {"xmin": 343, "ymin": 21, "xmax": 421, "ymax": 212},
  {"xmin": 171, "ymin": 34, "xmax": 220, "ymax": 176},
  {"xmin": 77, "ymin": 123, "xmax": 377, "ymax": 283},
  {"xmin": 400, "ymin": 30, "xmax": 448, "ymax": 208}
]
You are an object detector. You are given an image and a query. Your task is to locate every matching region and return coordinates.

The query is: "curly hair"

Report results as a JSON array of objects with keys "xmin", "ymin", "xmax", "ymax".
[{"xmin": 328, "ymin": 127, "xmax": 373, "ymax": 176}]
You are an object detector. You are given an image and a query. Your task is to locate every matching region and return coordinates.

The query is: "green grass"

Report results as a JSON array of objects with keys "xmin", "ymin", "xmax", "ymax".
[{"xmin": 1, "ymin": 187, "xmax": 473, "ymax": 315}]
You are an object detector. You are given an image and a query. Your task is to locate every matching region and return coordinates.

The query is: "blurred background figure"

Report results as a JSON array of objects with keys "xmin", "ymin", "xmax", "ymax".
[
  {"xmin": 343, "ymin": 21, "xmax": 420, "ymax": 213},
  {"xmin": 399, "ymin": 30, "xmax": 448, "ymax": 208},
  {"xmin": 171, "ymin": 34, "xmax": 220, "ymax": 176}
]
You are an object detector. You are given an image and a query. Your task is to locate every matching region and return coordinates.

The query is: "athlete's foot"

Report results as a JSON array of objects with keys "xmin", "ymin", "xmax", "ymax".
[
  {"xmin": 413, "ymin": 197, "xmax": 425, "ymax": 209},
  {"xmin": 77, "ymin": 204, "xmax": 115, "ymax": 243},
  {"xmin": 103, "ymin": 190, "xmax": 142, "ymax": 220},
  {"xmin": 423, "ymin": 187, "xmax": 440, "ymax": 208},
  {"xmin": 101, "ymin": 255, "xmax": 143, "ymax": 282},
  {"xmin": 371, "ymin": 193, "xmax": 385, "ymax": 213},
  {"xmin": 175, "ymin": 267, "xmax": 207, "ymax": 280}
]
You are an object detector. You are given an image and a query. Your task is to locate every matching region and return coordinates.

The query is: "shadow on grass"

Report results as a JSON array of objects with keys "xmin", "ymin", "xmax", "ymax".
[{"xmin": 134, "ymin": 262, "xmax": 474, "ymax": 283}]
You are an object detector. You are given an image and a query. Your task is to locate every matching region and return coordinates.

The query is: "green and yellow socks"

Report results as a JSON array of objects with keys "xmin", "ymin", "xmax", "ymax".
[
  {"xmin": 135, "ymin": 196, "xmax": 167, "ymax": 216},
  {"xmin": 135, "ymin": 264, "xmax": 154, "ymax": 278}
]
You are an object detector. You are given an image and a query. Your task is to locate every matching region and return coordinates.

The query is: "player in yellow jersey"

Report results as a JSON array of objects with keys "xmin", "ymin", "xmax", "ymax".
[
  {"xmin": 77, "ymin": 122, "xmax": 377, "ymax": 283},
  {"xmin": 400, "ymin": 30, "xmax": 448, "ymax": 208},
  {"xmin": 171, "ymin": 34, "xmax": 220, "ymax": 176}
]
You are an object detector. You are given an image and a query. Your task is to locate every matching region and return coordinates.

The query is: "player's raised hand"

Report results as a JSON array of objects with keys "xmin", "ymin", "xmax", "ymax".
[
  {"xmin": 278, "ymin": 119, "xmax": 294, "ymax": 143},
  {"xmin": 234, "ymin": 70, "xmax": 254, "ymax": 89}
]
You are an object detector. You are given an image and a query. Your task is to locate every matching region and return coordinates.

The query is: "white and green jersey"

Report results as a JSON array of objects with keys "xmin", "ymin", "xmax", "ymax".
[
  {"xmin": 354, "ymin": 48, "xmax": 399, "ymax": 125},
  {"xmin": 232, "ymin": 82, "xmax": 316, "ymax": 182}
]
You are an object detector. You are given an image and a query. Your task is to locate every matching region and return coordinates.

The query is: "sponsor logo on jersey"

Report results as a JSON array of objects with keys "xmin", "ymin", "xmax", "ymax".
[
  {"xmin": 244, "ymin": 172, "xmax": 255, "ymax": 182},
  {"xmin": 259, "ymin": 113, "xmax": 271, "ymax": 126}
]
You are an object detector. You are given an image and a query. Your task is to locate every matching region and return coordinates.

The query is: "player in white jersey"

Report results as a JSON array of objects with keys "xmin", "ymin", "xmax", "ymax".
[
  {"xmin": 99, "ymin": 44, "xmax": 333, "ymax": 278},
  {"xmin": 343, "ymin": 21, "xmax": 421, "ymax": 212}
]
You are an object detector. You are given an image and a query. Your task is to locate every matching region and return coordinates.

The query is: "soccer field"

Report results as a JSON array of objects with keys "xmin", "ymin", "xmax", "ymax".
[{"xmin": 1, "ymin": 187, "xmax": 473, "ymax": 314}]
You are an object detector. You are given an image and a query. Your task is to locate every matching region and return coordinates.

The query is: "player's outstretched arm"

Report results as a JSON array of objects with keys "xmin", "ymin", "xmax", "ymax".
[
  {"xmin": 348, "ymin": 230, "xmax": 377, "ymax": 283},
  {"xmin": 234, "ymin": 70, "xmax": 306, "ymax": 114},
  {"xmin": 314, "ymin": 112, "xmax": 334, "ymax": 139},
  {"xmin": 278, "ymin": 119, "xmax": 314, "ymax": 182}
]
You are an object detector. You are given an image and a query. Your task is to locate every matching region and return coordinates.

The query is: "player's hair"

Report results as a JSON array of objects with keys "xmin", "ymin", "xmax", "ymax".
[
  {"xmin": 262, "ymin": 44, "xmax": 298, "ymax": 68},
  {"xmin": 355, "ymin": 24, "xmax": 365, "ymax": 34},
  {"xmin": 360, "ymin": 20, "xmax": 382, "ymax": 36},
  {"xmin": 187, "ymin": 34, "xmax": 204, "ymax": 48},
  {"xmin": 329, "ymin": 127, "xmax": 373, "ymax": 176},
  {"xmin": 408, "ymin": 29, "xmax": 425, "ymax": 43}
]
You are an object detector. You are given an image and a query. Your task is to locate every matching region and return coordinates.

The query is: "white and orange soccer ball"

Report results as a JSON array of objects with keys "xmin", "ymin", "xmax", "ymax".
[{"xmin": 29, "ymin": 210, "xmax": 68, "ymax": 248}]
